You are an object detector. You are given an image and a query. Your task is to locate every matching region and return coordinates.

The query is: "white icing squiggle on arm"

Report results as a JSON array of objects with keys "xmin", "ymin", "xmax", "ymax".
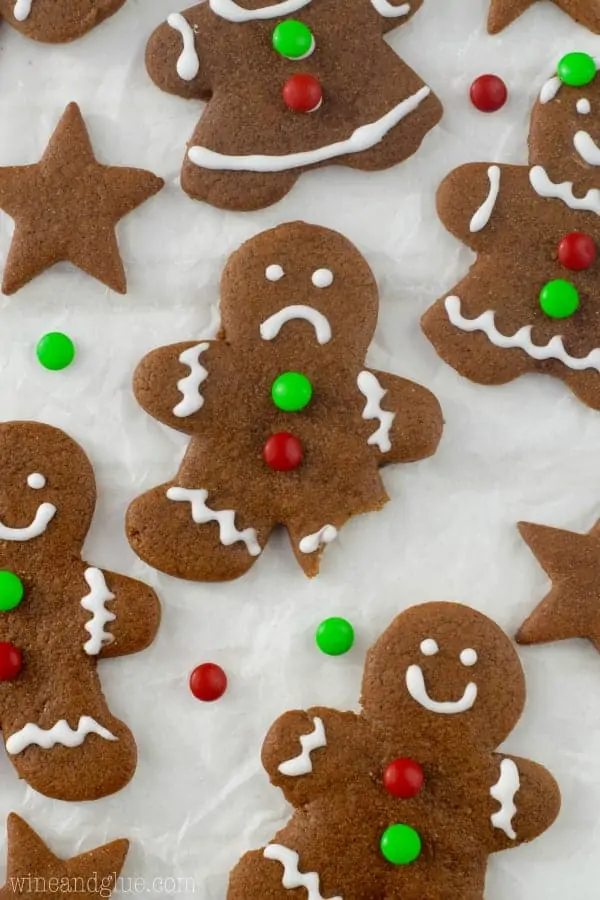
[
  {"xmin": 357, "ymin": 371, "xmax": 395, "ymax": 453},
  {"xmin": 264, "ymin": 845, "xmax": 342, "ymax": 900},
  {"xmin": 260, "ymin": 306, "xmax": 332, "ymax": 345},
  {"xmin": 81, "ymin": 568, "xmax": 116, "ymax": 656},
  {"xmin": 209, "ymin": 0, "xmax": 311, "ymax": 21},
  {"xmin": 13, "ymin": 0, "xmax": 33, "ymax": 21},
  {"xmin": 299, "ymin": 526, "xmax": 338, "ymax": 555},
  {"xmin": 166, "ymin": 487, "xmax": 261, "ymax": 556},
  {"xmin": 529, "ymin": 166, "xmax": 600, "ymax": 215},
  {"xmin": 0, "ymin": 503, "xmax": 56, "ymax": 542},
  {"xmin": 490, "ymin": 758, "xmax": 520, "ymax": 839},
  {"xmin": 469, "ymin": 166, "xmax": 501, "ymax": 233},
  {"xmin": 278, "ymin": 717, "xmax": 327, "ymax": 776},
  {"xmin": 6, "ymin": 717, "xmax": 118, "ymax": 755},
  {"xmin": 371, "ymin": 0, "xmax": 410, "ymax": 16},
  {"xmin": 167, "ymin": 13, "xmax": 200, "ymax": 82},
  {"xmin": 173, "ymin": 343, "xmax": 209, "ymax": 418}
]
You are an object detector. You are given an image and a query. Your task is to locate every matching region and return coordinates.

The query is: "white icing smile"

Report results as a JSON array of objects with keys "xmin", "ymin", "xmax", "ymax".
[
  {"xmin": 574, "ymin": 130, "xmax": 600, "ymax": 166},
  {"xmin": 260, "ymin": 306, "xmax": 332, "ymax": 344},
  {"xmin": 0, "ymin": 502, "xmax": 56, "ymax": 542},
  {"xmin": 405, "ymin": 664, "xmax": 478, "ymax": 714}
]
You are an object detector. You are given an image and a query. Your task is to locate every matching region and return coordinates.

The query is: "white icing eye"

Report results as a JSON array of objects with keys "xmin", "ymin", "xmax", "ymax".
[
  {"xmin": 420, "ymin": 638, "xmax": 439, "ymax": 656},
  {"xmin": 460, "ymin": 648, "xmax": 478, "ymax": 667},
  {"xmin": 312, "ymin": 268, "xmax": 334, "ymax": 288},
  {"xmin": 27, "ymin": 473, "xmax": 46, "ymax": 490},
  {"xmin": 266, "ymin": 264, "xmax": 285, "ymax": 282},
  {"xmin": 577, "ymin": 98, "xmax": 591, "ymax": 115}
]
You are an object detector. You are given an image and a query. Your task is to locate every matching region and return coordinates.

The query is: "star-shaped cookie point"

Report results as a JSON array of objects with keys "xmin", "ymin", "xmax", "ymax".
[
  {"xmin": 0, "ymin": 814, "xmax": 129, "ymax": 899},
  {"xmin": 0, "ymin": 102, "xmax": 164, "ymax": 295},
  {"xmin": 487, "ymin": 0, "xmax": 600, "ymax": 33},
  {"xmin": 516, "ymin": 519, "xmax": 600, "ymax": 652}
]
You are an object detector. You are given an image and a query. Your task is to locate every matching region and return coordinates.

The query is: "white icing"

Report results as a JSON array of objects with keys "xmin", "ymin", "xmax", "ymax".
[
  {"xmin": 13, "ymin": 0, "xmax": 32, "ymax": 21},
  {"xmin": 278, "ymin": 717, "xmax": 327, "ymax": 776},
  {"xmin": 577, "ymin": 98, "xmax": 592, "ymax": 115},
  {"xmin": 167, "ymin": 13, "xmax": 200, "ymax": 82},
  {"xmin": 81, "ymin": 568, "xmax": 116, "ymax": 656},
  {"xmin": 529, "ymin": 165, "xmax": 600, "ymax": 215},
  {"xmin": 173, "ymin": 343, "xmax": 210, "ymax": 418},
  {"xmin": 357, "ymin": 371, "xmax": 395, "ymax": 453},
  {"xmin": 209, "ymin": 0, "xmax": 311, "ymax": 22},
  {"xmin": 311, "ymin": 269, "xmax": 334, "ymax": 288},
  {"xmin": 0, "ymin": 503, "xmax": 56, "ymax": 542},
  {"xmin": 299, "ymin": 525, "xmax": 338, "ymax": 554},
  {"xmin": 469, "ymin": 165, "xmax": 501, "ymax": 233},
  {"xmin": 370, "ymin": 0, "xmax": 411, "ymax": 17},
  {"xmin": 263, "ymin": 845, "xmax": 341, "ymax": 900},
  {"xmin": 490, "ymin": 758, "xmax": 520, "ymax": 839},
  {"xmin": 289, "ymin": 35, "xmax": 315, "ymax": 62},
  {"xmin": 420, "ymin": 638, "xmax": 438, "ymax": 656},
  {"xmin": 260, "ymin": 306, "xmax": 332, "ymax": 345},
  {"xmin": 539, "ymin": 76, "xmax": 561, "ymax": 104},
  {"xmin": 266, "ymin": 264, "xmax": 285, "ymax": 282},
  {"xmin": 460, "ymin": 648, "xmax": 478, "ymax": 667},
  {"xmin": 574, "ymin": 130, "xmax": 600, "ymax": 166},
  {"xmin": 405, "ymin": 665, "xmax": 478, "ymax": 714},
  {"xmin": 6, "ymin": 716, "xmax": 118, "ymax": 755},
  {"xmin": 445, "ymin": 295, "xmax": 600, "ymax": 372},
  {"xmin": 27, "ymin": 473, "xmax": 45, "ymax": 490},
  {"xmin": 188, "ymin": 86, "xmax": 431, "ymax": 173},
  {"xmin": 166, "ymin": 487, "xmax": 261, "ymax": 556}
]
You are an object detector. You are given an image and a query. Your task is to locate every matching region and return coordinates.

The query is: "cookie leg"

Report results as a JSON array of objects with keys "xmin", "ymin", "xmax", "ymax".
[
  {"xmin": 564, "ymin": 370, "xmax": 600, "ymax": 411},
  {"xmin": 227, "ymin": 849, "xmax": 291, "ymax": 900},
  {"xmin": 286, "ymin": 514, "xmax": 353, "ymax": 578},
  {"xmin": 181, "ymin": 158, "xmax": 299, "ymax": 212},
  {"xmin": 126, "ymin": 483, "xmax": 273, "ymax": 582}
]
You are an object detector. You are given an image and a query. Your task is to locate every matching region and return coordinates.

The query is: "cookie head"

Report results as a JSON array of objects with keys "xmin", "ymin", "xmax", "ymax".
[
  {"xmin": 361, "ymin": 602, "xmax": 526, "ymax": 751},
  {"xmin": 219, "ymin": 222, "xmax": 379, "ymax": 359}
]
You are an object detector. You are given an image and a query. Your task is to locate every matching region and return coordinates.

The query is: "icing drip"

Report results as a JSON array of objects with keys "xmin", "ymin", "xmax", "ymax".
[
  {"xmin": 173, "ymin": 343, "xmax": 210, "ymax": 418},
  {"xmin": 469, "ymin": 165, "xmax": 501, "ymax": 233},
  {"xmin": 167, "ymin": 13, "xmax": 200, "ymax": 82},
  {"xmin": 13, "ymin": 0, "xmax": 32, "ymax": 21},
  {"xmin": 260, "ymin": 306, "xmax": 332, "ymax": 345},
  {"xmin": 529, "ymin": 166, "xmax": 600, "ymax": 215},
  {"xmin": 574, "ymin": 130, "xmax": 600, "ymax": 166},
  {"xmin": 188, "ymin": 86, "xmax": 431, "ymax": 173},
  {"xmin": 81, "ymin": 567, "xmax": 116, "ymax": 656},
  {"xmin": 6, "ymin": 716, "xmax": 118, "ymax": 755},
  {"xmin": 490, "ymin": 758, "xmax": 520, "ymax": 839},
  {"xmin": 299, "ymin": 525, "xmax": 338, "ymax": 555},
  {"xmin": 445, "ymin": 295, "xmax": 600, "ymax": 372},
  {"xmin": 371, "ymin": 0, "xmax": 411, "ymax": 16},
  {"xmin": 405, "ymin": 665, "xmax": 478, "ymax": 714},
  {"xmin": 264, "ymin": 845, "xmax": 342, "ymax": 900},
  {"xmin": 166, "ymin": 487, "xmax": 261, "ymax": 556},
  {"xmin": 577, "ymin": 99, "xmax": 591, "ymax": 115},
  {"xmin": 539, "ymin": 76, "xmax": 561, "ymax": 104},
  {"xmin": 0, "ymin": 503, "xmax": 56, "ymax": 541},
  {"xmin": 209, "ymin": 0, "xmax": 311, "ymax": 22},
  {"xmin": 357, "ymin": 371, "xmax": 395, "ymax": 453},
  {"xmin": 278, "ymin": 717, "xmax": 327, "ymax": 776}
]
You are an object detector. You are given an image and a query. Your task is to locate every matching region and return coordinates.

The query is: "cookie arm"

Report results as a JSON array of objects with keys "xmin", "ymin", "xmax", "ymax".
[
  {"xmin": 437, "ymin": 163, "xmax": 505, "ymax": 251},
  {"xmin": 357, "ymin": 369, "xmax": 443, "ymax": 466},
  {"xmin": 487, "ymin": 754, "xmax": 561, "ymax": 853},
  {"xmin": 145, "ymin": 8, "xmax": 211, "ymax": 101}
]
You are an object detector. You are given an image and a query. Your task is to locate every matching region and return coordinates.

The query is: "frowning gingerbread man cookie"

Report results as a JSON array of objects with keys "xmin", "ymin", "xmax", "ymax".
[
  {"xmin": 126, "ymin": 222, "xmax": 443, "ymax": 580},
  {"xmin": 0, "ymin": 421, "xmax": 160, "ymax": 801},
  {"xmin": 487, "ymin": 0, "xmax": 600, "ymax": 33},
  {"xmin": 422, "ymin": 52, "xmax": 600, "ymax": 410},
  {"xmin": 228, "ymin": 603, "xmax": 561, "ymax": 900},
  {"xmin": 145, "ymin": 0, "xmax": 442, "ymax": 210},
  {"xmin": 0, "ymin": 0, "xmax": 126, "ymax": 42}
]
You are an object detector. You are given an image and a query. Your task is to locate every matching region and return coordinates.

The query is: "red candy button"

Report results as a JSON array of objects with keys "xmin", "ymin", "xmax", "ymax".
[
  {"xmin": 0, "ymin": 642, "xmax": 22, "ymax": 681},
  {"xmin": 263, "ymin": 432, "xmax": 303, "ymax": 471},
  {"xmin": 383, "ymin": 758, "xmax": 424, "ymax": 799},
  {"xmin": 283, "ymin": 74, "xmax": 323, "ymax": 113},
  {"xmin": 558, "ymin": 232, "xmax": 596, "ymax": 271},
  {"xmin": 470, "ymin": 74, "xmax": 508, "ymax": 113},
  {"xmin": 190, "ymin": 663, "xmax": 228, "ymax": 702}
]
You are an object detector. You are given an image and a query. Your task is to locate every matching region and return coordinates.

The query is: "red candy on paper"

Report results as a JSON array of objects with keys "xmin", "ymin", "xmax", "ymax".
[
  {"xmin": 282, "ymin": 74, "xmax": 323, "ymax": 113},
  {"xmin": 470, "ymin": 74, "xmax": 508, "ymax": 113},
  {"xmin": 190, "ymin": 663, "xmax": 228, "ymax": 702},
  {"xmin": 558, "ymin": 232, "xmax": 596, "ymax": 271},
  {"xmin": 263, "ymin": 432, "xmax": 303, "ymax": 471},
  {"xmin": 383, "ymin": 758, "xmax": 424, "ymax": 799},
  {"xmin": 0, "ymin": 642, "xmax": 22, "ymax": 681}
]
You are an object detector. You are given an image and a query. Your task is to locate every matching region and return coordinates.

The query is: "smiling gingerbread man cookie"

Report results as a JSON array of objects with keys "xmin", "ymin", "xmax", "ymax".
[
  {"xmin": 0, "ymin": 421, "xmax": 160, "ymax": 802},
  {"xmin": 126, "ymin": 222, "xmax": 443, "ymax": 581},
  {"xmin": 228, "ymin": 602, "xmax": 561, "ymax": 900},
  {"xmin": 422, "ymin": 52, "xmax": 600, "ymax": 411},
  {"xmin": 145, "ymin": 0, "xmax": 442, "ymax": 210},
  {"xmin": 0, "ymin": 0, "xmax": 126, "ymax": 42}
]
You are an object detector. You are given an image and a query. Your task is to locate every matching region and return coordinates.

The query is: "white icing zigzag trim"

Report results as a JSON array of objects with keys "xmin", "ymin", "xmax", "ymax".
[
  {"xmin": 445, "ymin": 295, "xmax": 600, "ymax": 372},
  {"xmin": 209, "ymin": 0, "xmax": 311, "ymax": 22},
  {"xmin": 529, "ymin": 165, "xmax": 600, "ymax": 215},
  {"xmin": 371, "ymin": 0, "xmax": 411, "ymax": 17},
  {"xmin": 299, "ymin": 526, "xmax": 338, "ymax": 555},
  {"xmin": 490, "ymin": 758, "xmax": 520, "ymax": 839},
  {"xmin": 6, "ymin": 716, "xmax": 118, "ymax": 755},
  {"xmin": 357, "ymin": 371, "xmax": 395, "ymax": 453},
  {"xmin": 264, "ymin": 844, "xmax": 342, "ymax": 900},
  {"xmin": 260, "ymin": 306, "xmax": 332, "ymax": 345},
  {"xmin": 167, "ymin": 13, "xmax": 200, "ymax": 82},
  {"xmin": 469, "ymin": 165, "xmax": 501, "ymax": 233},
  {"xmin": 166, "ymin": 487, "xmax": 261, "ymax": 556},
  {"xmin": 0, "ymin": 503, "xmax": 57, "ymax": 542},
  {"xmin": 81, "ymin": 568, "xmax": 116, "ymax": 656},
  {"xmin": 173, "ymin": 343, "xmax": 210, "ymax": 418},
  {"xmin": 278, "ymin": 717, "xmax": 327, "ymax": 776}
]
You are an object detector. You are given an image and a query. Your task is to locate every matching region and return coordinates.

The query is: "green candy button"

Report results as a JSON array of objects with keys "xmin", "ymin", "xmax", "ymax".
[
  {"xmin": 36, "ymin": 332, "xmax": 76, "ymax": 371},
  {"xmin": 272, "ymin": 20, "xmax": 314, "ymax": 60},
  {"xmin": 539, "ymin": 279, "xmax": 580, "ymax": 319},
  {"xmin": 316, "ymin": 617, "xmax": 354, "ymax": 656},
  {"xmin": 557, "ymin": 52, "xmax": 597, "ymax": 87},
  {"xmin": 0, "ymin": 571, "xmax": 24, "ymax": 612},
  {"xmin": 272, "ymin": 372, "xmax": 313, "ymax": 412},
  {"xmin": 380, "ymin": 824, "xmax": 422, "ymax": 866}
]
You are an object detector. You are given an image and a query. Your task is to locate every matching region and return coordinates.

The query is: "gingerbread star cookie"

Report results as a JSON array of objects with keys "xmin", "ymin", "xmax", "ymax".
[
  {"xmin": 0, "ymin": 814, "xmax": 128, "ymax": 899},
  {"xmin": 0, "ymin": 103, "xmax": 163, "ymax": 295},
  {"xmin": 517, "ymin": 519, "xmax": 600, "ymax": 651},
  {"xmin": 0, "ymin": 0, "xmax": 126, "ymax": 42},
  {"xmin": 487, "ymin": 0, "xmax": 600, "ymax": 33}
]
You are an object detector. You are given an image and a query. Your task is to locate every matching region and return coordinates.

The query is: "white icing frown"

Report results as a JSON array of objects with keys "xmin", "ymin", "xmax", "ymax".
[{"xmin": 405, "ymin": 640, "xmax": 479, "ymax": 715}]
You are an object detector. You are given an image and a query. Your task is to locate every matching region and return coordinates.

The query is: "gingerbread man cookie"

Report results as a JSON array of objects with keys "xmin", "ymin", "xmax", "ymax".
[
  {"xmin": 0, "ymin": 422, "xmax": 160, "ymax": 801},
  {"xmin": 422, "ymin": 52, "xmax": 600, "ymax": 411},
  {"xmin": 228, "ymin": 602, "xmax": 561, "ymax": 900},
  {"xmin": 487, "ymin": 0, "xmax": 600, "ymax": 33},
  {"xmin": 0, "ymin": 0, "xmax": 126, "ymax": 42},
  {"xmin": 145, "ymin": 0, "xmax": 442, "ymax": 211},
  {"xmin": 126, "ymin": 222, "xmax": 443, "ymax": 581}
]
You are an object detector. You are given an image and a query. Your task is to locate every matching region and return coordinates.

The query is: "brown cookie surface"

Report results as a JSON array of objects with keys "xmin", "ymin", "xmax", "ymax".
[
  {"xmin": 0, "ymin": 0, "xmax": 126, "ymax": 42},
  {"xmin": 487, "ymin": 0, "xmax": 600, "ymax": 33},
  {"xmin": 145, "ymin": 0, "xmax": 442, "ymax": 211},
  {"xmin": 126, "ymin": 222, "xmax": 443, "ymax": 581}
]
